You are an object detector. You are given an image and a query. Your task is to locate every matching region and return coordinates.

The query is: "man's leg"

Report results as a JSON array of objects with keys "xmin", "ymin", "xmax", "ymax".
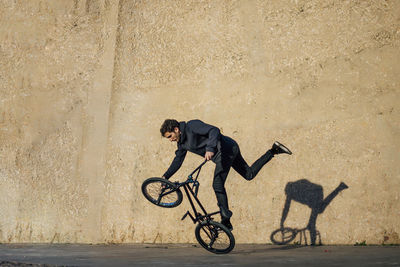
[
  {"xmin": 213, "ymin": 152, "xmax": 235, "ymax": 230},
  {"xmin": 232, "ymin": 141, "xmax": 291, "ymax": 181},
  {"xmin": 232, "ymin": 149, "xmax": 274, "ymax": 181}
]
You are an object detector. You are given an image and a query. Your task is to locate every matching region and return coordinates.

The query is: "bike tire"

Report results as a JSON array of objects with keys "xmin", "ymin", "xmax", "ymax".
[
  {"xmin": 141, "ymin": 177, "xmax": 183, "ymax": 208},
  {"xmin": 270, "ymin": 227, "xmax": 296, "ymax": 245},
  {"xmin": 195, "ymin": 220, "xmax": 235, "ymax": 254}
]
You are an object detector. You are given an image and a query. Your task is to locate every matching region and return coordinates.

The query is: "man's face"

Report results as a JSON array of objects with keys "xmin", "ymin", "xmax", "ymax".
[{"xmin": 163, "ymin": 127, "xmax": 180, "ymax": 142}]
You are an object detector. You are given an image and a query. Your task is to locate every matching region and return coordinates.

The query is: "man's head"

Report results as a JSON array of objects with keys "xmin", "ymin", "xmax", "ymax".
[{"xmin": 160, "ymin": 119, "xmax": 180, "ymax": 142}]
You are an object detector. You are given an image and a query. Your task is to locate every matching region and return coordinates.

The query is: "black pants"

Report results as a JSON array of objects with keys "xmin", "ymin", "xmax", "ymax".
[{"xmin": 212, "ymin": 136, "xmax": 274, "ymax": 219}]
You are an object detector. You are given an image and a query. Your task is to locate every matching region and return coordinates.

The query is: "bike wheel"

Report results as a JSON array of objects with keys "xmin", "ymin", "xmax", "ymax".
[
  {"xmin": 141, "ymin": 177, "xmax": 183, "ymax": 208},
  {"xmin": 195, "ymin": 220, "xmax": 235, "ymax": 254},
  {"xmin": 270, "ymin": 227, "xmax": 296, "ymax": 245}
]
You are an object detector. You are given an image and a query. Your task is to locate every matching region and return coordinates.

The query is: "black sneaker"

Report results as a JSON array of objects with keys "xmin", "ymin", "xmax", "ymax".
[
  {"xmin": 219, "ymin": 207, "xmax": 233, "ymax": 220},
  {"xmin": 272, "ymin": 141, "xmax": 292, "ymax": 155},
  {"xmin": 338, "ymin": 182, "xmax": 349, "ymax": 190},
  {"xmin": 221, "ymin": 218, "xmax": 233, "ymax": 231}
]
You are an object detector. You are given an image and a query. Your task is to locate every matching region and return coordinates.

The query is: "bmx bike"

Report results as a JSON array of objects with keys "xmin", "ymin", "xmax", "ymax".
[
  {"xmin": 141, "ymin": 160, "xmax": 235, "ymax": 254},
  {"xmin": 270, "ymin": 227, "xmax": 321, "ymax": 245}
]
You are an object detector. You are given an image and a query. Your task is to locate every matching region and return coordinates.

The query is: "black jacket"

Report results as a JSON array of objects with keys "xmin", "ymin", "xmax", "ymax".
[{"xmin": 163, "ymin": 120, "xmax": 221, "ymax": 179}]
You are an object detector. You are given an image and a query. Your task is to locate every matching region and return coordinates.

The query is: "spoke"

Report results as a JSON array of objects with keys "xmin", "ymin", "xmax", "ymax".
[
  {"xmin": 209, "ymin": 238, "xmax": 215, "ymax": 248},
  {"xmin": 156, "ymin": 194, "xmax": 162, "ymax": 204},
  {"xmin": 154, "ymin": 187, "xmax": 165, "ymax": 204},
  {"xmin": 204, "ymin": 225, "xmax": 219, "ymax": 248},
  {"xmin": 201, "ymin": 226, "xmax": 213, "ymax": 241},
  {"xmin": 160, "ymin": 188, "xmax": 176, "ymax": 197}
]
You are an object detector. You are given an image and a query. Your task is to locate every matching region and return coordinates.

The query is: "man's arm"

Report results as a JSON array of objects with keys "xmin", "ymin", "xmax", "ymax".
[
  {"xmin": 163, "ymin": 147, "xmax": 187, "ymax": 179},
  {"xmin": 189, "ymin": 120, "xmax": 220, "ymax": 153}
]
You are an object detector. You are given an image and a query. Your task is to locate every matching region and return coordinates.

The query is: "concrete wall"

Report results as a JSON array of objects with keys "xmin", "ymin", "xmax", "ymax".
[{"xmin": 0, "ymin": 0, "xmax": 399, "ymax": 244}]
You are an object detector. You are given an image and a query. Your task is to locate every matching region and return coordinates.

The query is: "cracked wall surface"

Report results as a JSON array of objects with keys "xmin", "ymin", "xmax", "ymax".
[{"xmin": 0, "ymin": 0, "xmax": 399, "ymax": 244}]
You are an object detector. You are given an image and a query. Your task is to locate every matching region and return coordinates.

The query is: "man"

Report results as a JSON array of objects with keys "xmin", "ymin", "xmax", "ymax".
[{"xmin": 160, "ymin": 119, "xmax": 292, "ymax": 230}]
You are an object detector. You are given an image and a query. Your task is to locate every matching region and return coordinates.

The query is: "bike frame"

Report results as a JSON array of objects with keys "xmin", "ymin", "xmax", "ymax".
[{"xmin": 177, "ymin": 160, "xmax": 220, "ymax": 224}]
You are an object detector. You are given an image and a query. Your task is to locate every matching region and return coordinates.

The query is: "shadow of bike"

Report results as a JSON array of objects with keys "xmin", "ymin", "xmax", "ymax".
[{"xmin": 270, "ymin": 227, "xmax": 322, "ymax": 246}]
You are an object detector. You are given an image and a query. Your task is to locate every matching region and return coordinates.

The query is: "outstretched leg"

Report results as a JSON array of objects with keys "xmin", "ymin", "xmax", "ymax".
[
  {"xmin": 231, "ymin": 149, "xmax": 274, "ymax": 181},
  {"xmin": 232, "ymin": 141, "xmax": 291, "ymax": 181}
]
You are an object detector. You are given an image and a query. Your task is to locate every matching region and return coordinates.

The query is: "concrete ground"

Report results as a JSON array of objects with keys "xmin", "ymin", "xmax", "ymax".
[{"xmin": 0, "ymin": 244, "xmax": 399, "ymax": 267}]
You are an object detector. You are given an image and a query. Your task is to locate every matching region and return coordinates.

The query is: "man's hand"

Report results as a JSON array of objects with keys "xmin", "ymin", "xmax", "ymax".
[{"xmin": 205, "ymin": 151, "xmax": 214, "ymax": 161}]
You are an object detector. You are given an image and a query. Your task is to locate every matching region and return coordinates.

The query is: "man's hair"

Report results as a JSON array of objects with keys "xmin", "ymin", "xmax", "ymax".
[{"xmin": 160, "ymin": 119, "xmax": 179, "ymax": 136}]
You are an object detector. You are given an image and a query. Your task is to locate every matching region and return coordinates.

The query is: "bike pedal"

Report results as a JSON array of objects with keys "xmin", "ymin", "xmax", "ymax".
[
  {"xmin": 181, "ymin": 211, "xmax": 196, "ymax": 223},
  {"xmin": 181, "ymin": 211, "xmax": 191, "ymax": 221},
  {"xmin": 181, "ymin": 211, "xmax": 188, "ymax": 221}
]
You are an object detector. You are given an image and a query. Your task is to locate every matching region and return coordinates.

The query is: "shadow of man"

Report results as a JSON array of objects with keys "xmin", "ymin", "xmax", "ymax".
[{"xmin": 279, "ymin": 179, "xmax": 348, "ymax": 245}]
